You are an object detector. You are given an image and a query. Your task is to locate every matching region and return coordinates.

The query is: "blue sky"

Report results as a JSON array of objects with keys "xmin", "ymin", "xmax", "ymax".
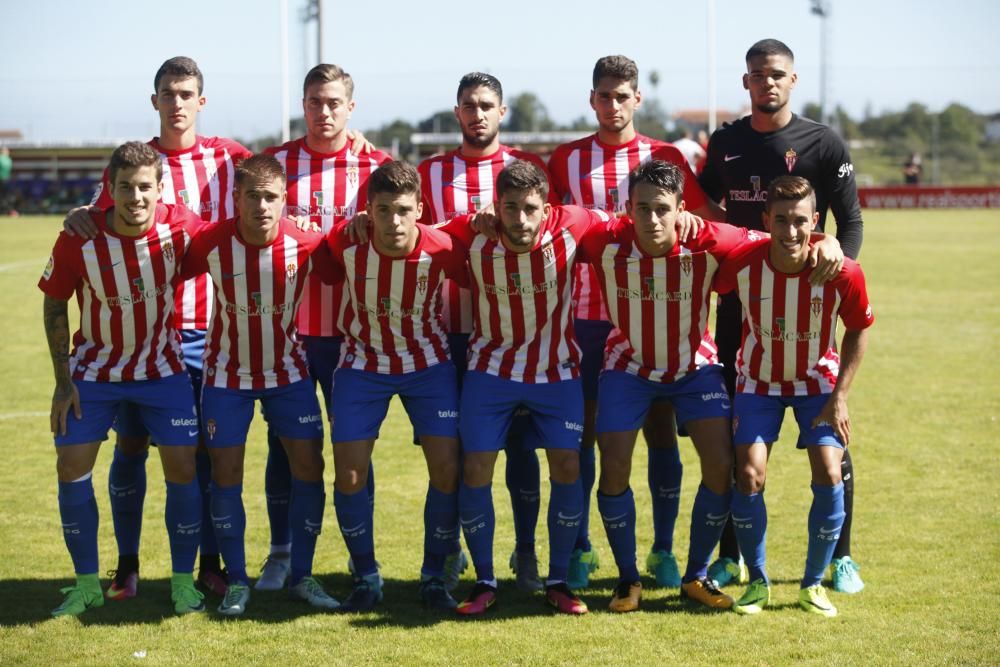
[{"xmin": 1, "ymin": 0, "xmax": 998, "ymax": 142}]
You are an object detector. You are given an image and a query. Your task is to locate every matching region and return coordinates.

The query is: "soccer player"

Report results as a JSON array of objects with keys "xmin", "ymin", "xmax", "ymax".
[
  {"xmin": 714, "ymin": 175, "xmax": 873, "ymax": 617},
  {"xmin": 256, "ymin": 63, "xmax": 391, "ymax": 591},
  {"xmin": 417, "ymin": 72, "xmax": 556, "ymax": 591},
  {"xmin": 444, "ymin": 160, "xmax": 620, "ymax": 616},
  {"xmin": 39, "ymin": 142, "xmax": 205, "ymax": 617},
  {"xmin": 699, "ymin": 38, "xmax": 867, "ymax": 593},
  {"xmin": 325, "ymin": 161, "xmax": 468, "ymax": 612},
  {"xmin": 548, "ymin": 55, "xmax": 727, "ymax": 590},
  {"xmin": 578, "ymin": 161, "xmax": 843, "ymax": 612},
  {"xmin": 183, "ymin": 154, "xmax": 339, "ymax": 616}
]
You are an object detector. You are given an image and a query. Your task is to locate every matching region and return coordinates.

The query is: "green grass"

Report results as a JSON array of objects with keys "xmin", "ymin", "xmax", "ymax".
[{"xmin": 1, "ymin": 211, "xmax": 998, "ymax": 665}]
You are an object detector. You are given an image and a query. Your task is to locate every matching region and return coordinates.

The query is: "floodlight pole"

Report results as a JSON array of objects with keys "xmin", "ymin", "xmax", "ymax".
[{"xmin": 810, "ymin": 0, "xmax": 831, "ymax": 126}]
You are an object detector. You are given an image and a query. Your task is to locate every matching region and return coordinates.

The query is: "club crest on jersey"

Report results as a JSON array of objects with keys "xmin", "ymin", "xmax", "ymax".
[
  {"xmin": 785, "ymin": 149, "xmax": 798, "ymax": 172},
  {"xmin": 286, "ymin": 262, "xmax": 298, "ymax": 284},
  {"xmin": 541, "ymin": 242, "xmax": 556, "ymax": 266},
  {"xmin": 346, "ymin": 166, "xmax": 359, "ymax": 187},
  {"xmin": 811, "ymin": 296, "xmax": 823, "ymax": 317},
  {"xmin": 417, "ymin": 275, "xmax": 429, "ymax": 294},
  {"xmin": 206, "ymin": 419, "xmax": 217, "ymax": 440},
  {"xmin": 680, "ymin": 254, "xmax": 693, "ymax": 276},
  {"xmin": 162, "ymin": 241, "xmax": 175, "ymax": 263}
]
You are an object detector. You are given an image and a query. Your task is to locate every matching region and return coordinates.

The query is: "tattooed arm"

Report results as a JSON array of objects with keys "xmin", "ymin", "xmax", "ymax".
[{"xmin": 44, "ymin": 295, "xmax": 80, "ymax": 435}]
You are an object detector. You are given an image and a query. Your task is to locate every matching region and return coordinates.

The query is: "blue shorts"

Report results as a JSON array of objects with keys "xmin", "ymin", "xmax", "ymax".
[
  {"xmin": 460, "ymin": 371, "xmax": 583, "ymax": 453},
  {"xmin": 201, "ymin": 379, "xmax": 323, "ymax": 448},
  {"xmin": 115, "ymin": 328, "xmax": 206, "ymax": 440},
  {"xmin": 575, "ymin": 319, "xmax": 614, "ymax": 402},
  {"xmin": 55, "ymin": 374, "xmax": 199, "ymax": 447},
  {"xmin": 302, "ymin": 335, "xmax": 344, "ymax": 415},
  {"xmin": 596, "ymin": 365, "xmax": 732, "ymax": 433},
  {"xmin": 332, "ymin": 362, "xmax": 459, "ymax": 442},
  {"xmin": 732, "ymin": 393, "xmax": 843, "ymax": 449}
]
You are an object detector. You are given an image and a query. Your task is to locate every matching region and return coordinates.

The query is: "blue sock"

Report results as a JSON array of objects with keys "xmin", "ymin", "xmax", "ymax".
[
  {"xmin": 164, "ymin": 479, "xmax": 201, "ymax": 574},
  {"xmin": 459, "ymin": 482, "xmax": 495, "ymax": 582},
  {"xmin": 648, "ymin": 446, "xmax": 682, "ymax": 553},
  {"xmin": 547, "ymin": 478, "xmax": 583, "ymax": 582},
  {"xmin": 211, "ymin": 483, "xmax": 247, "ymax": 584},
  {"xmin": 288, "ymin": 478, "xmax": 325, "ymax": 586},
  {"xmin": 334, "ymin": 487, "xmax": 376, "ymax": 576},
  {"xmin": 732, "ymin": 490, "xmax": 769, "ymax": 584},
  {"xmin": 598, "ymin": 489, "xmax": 640, "ymax": 582},
  {"xmin": 196, "ymin": 451, "xmax": 218, "ymax": 556},
  {"xmin": 59, "ymin": 476, "xmax": 100, "ymax": 575},
  {"xmin": 683, "ymin": 484, "xmax": 731, "ymax": 582},
  {"xmin": 264, "ymin": 431, "xmax": 292, "ymax": 548},
  {"xmin": 108, "ymin": 447, "xmax": 147, "ymax": 557},
  {"xmin": 505, "ymin": 442, "xmax": 540, "ymax": 554},
  {"xmin": 422, "ymin": 485, "xmax": 459, "ymax": 577},
  {"xmin": 575, "ymin": 447, "xmax": 596, "ymax": 551},
  {"xmin": 803, "ymin": 482, "xmax": 845, "ymax": 588}
]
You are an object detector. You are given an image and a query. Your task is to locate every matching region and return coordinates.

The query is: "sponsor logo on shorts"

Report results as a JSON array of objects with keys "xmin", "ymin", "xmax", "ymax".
[
  {"xmin": 437, "ymin": 410, "xmax": 458, "ymax": 419},
  {"xmin": 171, "ymin": 417, "xmax": 199, "ymax": 427},
  {"xmin": 298, "ymin": 413, "xmax": 322, "ymax": 424},
  {"xmin": 564, "ymin": 420, "xmax": 583, "ymax": 433}
]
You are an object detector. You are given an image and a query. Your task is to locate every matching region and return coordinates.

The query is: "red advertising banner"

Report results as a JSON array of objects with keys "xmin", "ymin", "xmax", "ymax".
[{"xmin": 858, "ymin": 186, "xmax": 1000, "ymax": 209}]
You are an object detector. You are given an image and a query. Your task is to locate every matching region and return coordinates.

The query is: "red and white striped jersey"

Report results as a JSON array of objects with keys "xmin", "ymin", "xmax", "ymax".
[
  {"xmin": 38, "ymin": 204, "xmax": 201, "ymax": 382},
  {"xmin": 578, "ymin": 220, "xmax": 756, "ymax": 383},
  {"xmin": 93, "ymin": 136, "xmax": 253, "ymax": 331},
  {"xmin": 182, "ymin": 218, "xmax": 338, "ymax": 391},
  {"xmin": 265, "ymin": 138, "xmax": 392, "ymax": 337},
  {"xmin": 714, "ymin": 239, "xmax": 874, "ymax": 396},
  {"xmin": 549, "ymin": 133, "xmax": 709, "ymax": 321},
  {"xmin": 418, "ymin": 145, "xmax": 554, "ymax": 334},
  {"xmin": 443, "ymin": 205, "xmax": 609, "ymax": 383},
  {"xmin": 327, "ymin": 223, "xmax": 468, "ymax": 375}
]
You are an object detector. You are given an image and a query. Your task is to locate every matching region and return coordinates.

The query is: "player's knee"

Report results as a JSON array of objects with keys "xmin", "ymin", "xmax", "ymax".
[
  {"xmin": 736, "ymin": 462, "xmax": 765, "ymax": 495},
  {"xmin": 55, "ymin": 455, "xmax": 91, "ymax": 483},
  {"xmin": 598, "ymin": 456, "xmax": 630, "ymax": 495},
  {"xmin": 429, "ymin": 461, "xmax": 459, "ymax": 494},
  {"xmin": 547, "ymin": 450, "xmax": 579, "ymax": 484}
]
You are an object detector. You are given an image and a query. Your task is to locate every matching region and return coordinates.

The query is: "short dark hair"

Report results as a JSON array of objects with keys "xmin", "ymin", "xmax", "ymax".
[
  {"xmin": 154, "ymin": 56, "xmax": 204, "ymax": 95},
  {"xmin": 627, "ymin": 160, "xmax": 685, "ymax": 201},
  {"xmin": 745, "ymin": 39, "xmax": 795, "ymax": 64},
  {"xmin": 109, "ymin": 141, "xmax": 162, "ymax": 186},
  {"xmin": 496, "ymin": 160, "xmax": 549, "ymax": 202},
  {"xmin": 367, "ymin": 161, "xmax": 421, "ymax": 199},
  {"xmin": 592, "ymin": 55, "xmax": 639, "ymax": 91},
  {"xmin": 303, "ymin": 63, "xmax": 354, "ymax": 99},
  {"xmin": 457, "ymin": 72, "xmax": 503, "ymax": 104},
  {"xmin": 235, "ymin": 154, "xmax": 286, "ymax": 188},
  {"xmin": 765, "ymin": 175, "xmax": 816, "ymax": 211}
]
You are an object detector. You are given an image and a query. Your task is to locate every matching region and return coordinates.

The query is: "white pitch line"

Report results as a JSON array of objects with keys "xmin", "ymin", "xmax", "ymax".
[
  {"xmin": 0, "ymin": 259, "xmax": 45, "ymax": 273},
  {"xmin": 0, "ymin": 411, "xmax": 48, "ymax": 420}
]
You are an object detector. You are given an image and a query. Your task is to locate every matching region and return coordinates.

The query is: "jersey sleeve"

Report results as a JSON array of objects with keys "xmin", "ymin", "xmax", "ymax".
[
  {"xmin": 38, "ymin": 233, "xmax": 83, "ymax": 299},
  {"xmin": 90, "ymin": 166, "xmax": 113, "ymax": 210},
  {"xmin": 221, "ymin": 138, "xmax": 254, "ymax": 163},
  {"xmin": 836, "ymin": 261, "xmax": 874, "ymax": 330},
  {"xmin": 323, "ymin": 223, "xmax": 349, "ymax": 285},
  {"xmin": 704, "ymin": 221, "xmax": 765, "ymax": 260},
  {"xmin": 307, "ymin": 239, "xmax": 342, "ymax": 286},
  {"xmin": 179, "ymin": 226, "xmax": 213, "ymax": 281},
  {"xmin": 697, "ymin": 127, "xmax": 728, "ymax": 204},
  {"xmin": 436, "ymin": 214, "xmax": 477, "ymax": 247},
  {"xmin": 574, "ymin": 211, "xmax": 615, "ymax": 264},
  {"xmin": 654, "ymin": 144, "xmax": 707, "ymax": 211},
  {"xmin": 821, "ymin": 132, "xmax": 864, "ymax": 259}
]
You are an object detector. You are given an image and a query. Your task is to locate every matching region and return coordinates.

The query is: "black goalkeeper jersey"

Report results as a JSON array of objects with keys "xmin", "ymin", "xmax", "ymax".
[{"xmin": 699, "ymin": 114, "xmax": 863, "ymax": 259}]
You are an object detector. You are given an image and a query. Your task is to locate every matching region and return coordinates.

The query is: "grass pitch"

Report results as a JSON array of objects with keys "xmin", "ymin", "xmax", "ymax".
[{"xmin": 0, "ymin": 210, "xmax": 998, "ymax": 665}]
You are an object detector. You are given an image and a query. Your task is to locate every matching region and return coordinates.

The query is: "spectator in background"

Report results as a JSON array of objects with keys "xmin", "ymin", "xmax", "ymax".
[
  {"xmin": 673, "ymin": 129, "xmax": 707, "ymax": 174},
  {"xmin": 0, "ymin": 147, "xmax": 13, "ymax": 214},
  {"xmin": 903, "ymin": 153, "xmax": 923, "ymax": 185}
]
